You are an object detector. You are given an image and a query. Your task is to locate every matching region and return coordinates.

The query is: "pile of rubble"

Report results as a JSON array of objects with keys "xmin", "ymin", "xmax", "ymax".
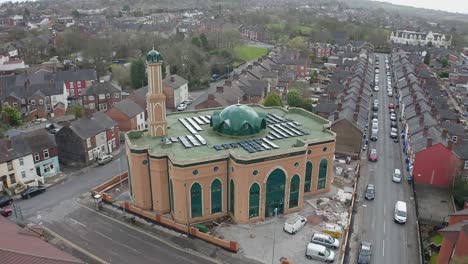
[{"xmin": 306, "ymin": 187, "xmax": 352, "ymax": 229}]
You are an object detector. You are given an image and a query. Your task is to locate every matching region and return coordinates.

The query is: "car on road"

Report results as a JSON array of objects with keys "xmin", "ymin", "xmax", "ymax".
[
  {"xmin": 21, "ymin": 186, "xmax": 46, "ymax": 199},
  {"xmin": 388, "ymin": 103, "xmax": 395, "ymax": 109},
  {"xmin": 365, "ymin": 184, "xmax": 375, "ymax": 200},
  {"xmin": 390, "ymin": 129, "xmax": 398, "ymax": 139},
  {"xmin": 358, "ymin": 241, "xmax": 372, "ymax": 264},
  {"xmin": 372, "ymin": 118, "xmax": 378, "ymax": 126},
  {"xmin": 368, "ymin": 149, "xmax": 378, "ymax": 162},
  {"xmin": 283, "ymin": 214, "xmax": 307, "ymax": 234},
  {"xmin": 97, "ymin": 154, "xmax": 113, "ymax": 165},
  {"xmin": 0, "ymin": 207, "xmax": 12, "ymax": 217},
  {"xmin": 394, "ymin": 201, "xmax": 407, "ymax": 224},
  {"xmin": 392, "ymin": 168, "xmax": 402, "ymax": 183},
  {"xmin": 176, "ymin": 103, "xmax": 188, "ymax": 111},
  {"xmin": 0, "ymin": 195, "xmax": 13, "ymax": 207},
  {"xmin": 373, "ymin": 86, "xmax": 379, "ymax": 92},
  {"xmin": 372, "ymin": 112, "xmax": 378, "ymax": 119},
  {"xmin": 390, "ymin": 114, "xmax": 397, "ymax": 121},
  {"xmin": 310, "ymin": 233, "xmax": 340, "ymax": 249},
  {"xmin": 305, "ymin": 243, "xmax": 335, "ymax": 263},
  {"xmin": 182, "ymin": 99, "xmax": 192, "ymax": 105},
  {"xmin": 388, "ymin": 90, "xmax": 393, "ymax": 97},
  {"xmin": 370, "ymin": 131, "xmax": 378, "ymax": 141}
]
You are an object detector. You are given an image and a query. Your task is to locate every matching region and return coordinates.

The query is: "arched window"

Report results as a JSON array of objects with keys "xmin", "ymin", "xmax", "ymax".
[
  {"xmin": 211, "ymin": 179, "xmax": 222, "ymax": 214},
  {"xmin": 289, "ymin": 174, "xmax": 300, "ymax": 208},
  {"xmin": 230, "ymin": 179, "xmax": 235, "ymax": 215},
  {"xmin": 190, "ymin": 182, "xmax": 202, "ymax": 218},
  {"xmin": 304, "ymin": 161, "xmax": 312, "ymax": 192},
  {"xmin": 317, "ymin": 158, "xmax": 328, "ymax": 190},
  {"xmin": 169, "ymin": 179, "xmax": 174, "ymax": 212},
  {"xmin": 249, "ymin": 183, "xmax": 260, "ymax": 218}
]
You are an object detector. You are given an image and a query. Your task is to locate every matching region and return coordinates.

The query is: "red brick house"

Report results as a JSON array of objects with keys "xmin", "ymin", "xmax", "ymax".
[
  {"xmin": 412, "ymin": 141, "xmax": 460, "ymax": 187},
  {"xmin": 55, "ymin": 112, "xmax": 119, "ymax": 167},
  {"xmin": 55, "ymin": 69, "xmax": 97, "ymax": 98},
  {"xmin": 106, "ymin": 99, "xmax": 145, "ymax": 132},
  {"xmin": 239, "ymin": 25, "xmax": 272, "ymax": 43},
  {"xmin": 162, "ymin": 74, "xmax": 189, "ymax": 109},
  {"xmin": 438, "ymin": 208, "xmax": 468, "ymax": 264},
  {"xmin": 449, "ymin": 73, "xmax": 468, "ymax": 85},
  {"xmin": 81, "ymin": 82, "xmax": 121, "ymax": 115}
]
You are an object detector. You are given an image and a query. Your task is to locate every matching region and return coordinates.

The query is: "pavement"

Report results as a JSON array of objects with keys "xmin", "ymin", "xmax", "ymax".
[{"xmin": 347, "ymin": 54, "xmax": 420, "ymax": 264}]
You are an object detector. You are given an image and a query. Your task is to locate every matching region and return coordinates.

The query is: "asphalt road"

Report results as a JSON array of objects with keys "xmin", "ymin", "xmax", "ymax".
[{"xmin": 351, "ymin": 54, "xmax": 420, "ymax": 264}]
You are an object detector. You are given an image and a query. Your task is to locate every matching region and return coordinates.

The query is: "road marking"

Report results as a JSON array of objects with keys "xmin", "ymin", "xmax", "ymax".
[
  {"xmin": 383, "ymin": 221, "xmax": 386, "ymax": 235},
  {"xmin": 77, "ymin": 202, "xmax": 220, "ymax": 264},
  {"xmin": 383, "ymin": 240, "xmax": 385, "ymax": 257},
  {"xmin": 69, "ymin": 218, "xmax": 87, "ymax": 228},
  {"xmin": 96, "ymin": 231, "xmax": 114, "ymax": 241},
  {"xmin": 384, "ymin": 204, "xmax": 386, "ymax": 217}
]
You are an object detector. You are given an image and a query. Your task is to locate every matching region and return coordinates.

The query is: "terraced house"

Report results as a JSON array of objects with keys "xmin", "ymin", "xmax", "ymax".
[{"xmin": 125, "ymin": 50, "xmax": 336, "ymax": 225}]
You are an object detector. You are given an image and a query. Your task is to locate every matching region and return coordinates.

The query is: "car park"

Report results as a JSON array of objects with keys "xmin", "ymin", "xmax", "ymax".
[
  {"xmin": 305, "ymin": 243, "xmax": 335, "ymax": 263},
  {"xmin": 0, "ymin": 207, "xmax": 12, "ymax": 217},
  {"xmin": 394, "ymin": 201, "xmax": 407, "ymax": 224},
  {"xmin": 0, "ymin": 195, "xmax": 13, "ymax": 207},
  {"xmin": 358, "ymin": 241, "xmax": 372, "ymax": 264},
  {"xmin": 283, "ymin": 214, "xmax": 307, "ymax": 234},
  {"xmin": 310, "ymin": 233, "xmax": 340, "ymax": 249},
  {"xmin": 392, "ymin": 168, "xmax": 402, "ymax": 183},
  {"xmin": 368, "ymin": 149, "xmax": 378, "ymax": 162},
  {"xmin": 177, "ymin": 103, "xmax": 188, "ymax": 111},
  {"xmin": 21, "ymin": 186, "xmax": 46, "ymax": 199},
  {"xmin": 365, "ymin": 184, "xmax": 375, "ymax": 200},
  {"xmin": 97, "ymin": 154, "xmax": 113, "ymax": 165}
]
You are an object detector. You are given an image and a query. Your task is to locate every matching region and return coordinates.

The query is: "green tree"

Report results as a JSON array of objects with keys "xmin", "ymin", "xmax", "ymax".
[
  {"xmin": 287, "ymin": 89, "xmax": 303, "ymax": 107},
  {"xmin": 263, "ymin": 92, "xmax": 283, "ymax": 107},
  {"xmin": 321, "ymin": 56, "xmax": 329, "ymax": 63},
  {"xmin": 71, "ymin": 10, "xmax": 80, "ymax": 17},
  {"xmin": 191, "ymin": 36, "xmax": 201, "ymax": 48},
  {"xmin": 130, "ymin": 59, "xmax": 147, "ymax": 88},
  {"xmin": 427, "ymin": 41, "xmax": 433, "ymax": 47},
  {"xmin": 441, "ymin": 57, "xmax": 449, "ymax": 68},
  {"xmin": 439, "ymin": 72, "xmax": 449, "ymax": 78},
  {"xmin": 301, "ymin": 98, "xmax": 313, "ymax": 112},
  {"xmin": 287, "ymin": 36, "xmax": 306, "ymax": 50},
  {"xmin": 111, "ymin": 64, "xmax": 131, "ymax": 89},
  {"xmin": 199, "ymin": 33, "xmax": 209, "ymax": 50},
  {"xmin": 122, "ymin": 5, "xmax": 130, "ymax": 11},
  {"xmin": 24, "ymin": 8, "xmax": 30, "ymax": 17},
  {"xmin": 2, "ymin": 106, "xmax": 22, "ymax": 126},
  {"xmin": 72, "ymin": 105, "xmax": 83, "ymax": 119},
  {"xmin": 424, "ymin": 53, "xmax": 431, "ymax": 65}
]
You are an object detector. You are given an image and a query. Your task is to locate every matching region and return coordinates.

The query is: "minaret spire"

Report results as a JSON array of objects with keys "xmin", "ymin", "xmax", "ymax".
[{"xmin": 145, "ymin": 49, "xmax": 167, "ymax": 137}]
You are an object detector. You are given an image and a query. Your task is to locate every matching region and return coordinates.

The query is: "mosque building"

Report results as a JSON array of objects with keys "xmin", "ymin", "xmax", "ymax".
[{"xmin": 125, "ymin": 49, "xmax": 336, "ymax": 225}]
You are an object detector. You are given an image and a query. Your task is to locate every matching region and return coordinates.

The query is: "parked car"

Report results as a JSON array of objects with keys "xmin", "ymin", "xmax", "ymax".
[
  {"xmin": 365, "ymin": 184, "xmax": 375, "ymax": 200},
  {"xmin": 97, "ymin": 154, "xmax": 113, "ymax": 165},
  {"xmin": 358, "ymin": 241, "xmax": 372, "ymax": 264},
  {"xmin": 0, "ymin": 195, "xmax": 13, "ymax": 207},
  {"xmin": 310, "ymin": 232, "xmax": 340, "ymax": 249},
  {"xmin": 305, "ymin": 243, "xmax": 335, "ymax": 263},
  {"xmin": 0, "ymin": 207, "xmax": 12, "ymax": 217},
  {"xmin": 392, "ymin": 168, "xmax": 402, "ymax": 183},
  {"xmin": 368, "ymin": 149, "xmax": 378, "ymax": 162},
  {"xmin": 177, "ymin": 103, "xmax": 188, "ymax": 111},
  {"xmin": 388, "ymin": 103, "xmax": 395, "ymax": 110},
  {"xmin": 283, "ymin": 214, "xmax": 307, "ymax": 234},
  {"xmin": 370, "ymin": 131, "xmax": 378, "ymax": 141},
  {"xmin": 372, "ymin": 112, "xmax": 378, "ymax": 119},
  {"xmin": 391, "ymin": 121, "xmax": 397, "ymax": 128},
  {"xmin": 390, "ymin": 130, "xmax": 398, "ymax": 139},
  {"xmin": 21, "ymin": 186, "xmax": 46, "ymax": 199},
  {"xmin": 373, "ymin": 86, "xmax": 379, "ymax": 92},
  {"xmin": 182, "ymin": 99, "xmax": 192, "ymax": 105},
  {"xmin": 390, "ymin": 113, "xmax": 397, "ymax": 121},
  {"xmin": 394, "ymin": 201, "xmax": 407, "ymax": 224}
]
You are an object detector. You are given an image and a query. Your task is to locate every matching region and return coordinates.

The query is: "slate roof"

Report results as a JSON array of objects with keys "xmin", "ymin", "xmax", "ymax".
[
  {"xmin": 68, "ymin": 112, "xmax": 116, "ymax": 140},
  {"xmin": 163, "ymin": 74, "xmax": 188, "ymax": 90},
  {"xmin": 11, "ymin": 129, "xmax": 56, "ymax": 154},
  {"xmin": 441, "ymin": 122, "xmax": 465, "ymax": 136},
  {"xmin": 54, "ymin": 69, "xmax": 96, "ymax": 82},
  {"xmin": 315, "ymin": 102, "xmax": 337, "ymax": 114},
  {"xmin": 81, "ymin": 82, "xmax": 120, "ymax": 95},
  {"xmin": 112, "ymin": 99, "xmax": 144, "ymax": 118},
  {"xmin": 453, "ymin": 140, "xmax": 468, "ymax": 160},
  {"xmin": 0, "ymin": 139, "xmax": 16, "ymax": 163}
]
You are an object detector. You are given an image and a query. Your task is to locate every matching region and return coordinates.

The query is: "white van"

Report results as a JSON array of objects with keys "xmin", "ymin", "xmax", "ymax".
[
  {"xmin": 394, "ymin": 201, "xmax": 407, "ymax": 224},
  {"xmin": 305, "ymin": 243, "xmax": 335, "ymax": 263}
]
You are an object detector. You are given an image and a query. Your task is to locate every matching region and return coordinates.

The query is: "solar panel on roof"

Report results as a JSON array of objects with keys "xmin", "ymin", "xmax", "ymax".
[
  {"xmin": 179, "ymin": 118, "xmax": 197, "ymax": 134},
  {"xmin": 222, "ymin": 144, "xmax": 231, "ymax": 149},
  {"xmin": 193, "ymin": 116, "xmax": 205, "ymax": 125},
  {"xmin": 178, "ymin": 136, "xmax": 192, "ymax": 148},
  {"xmin": 267, "ymin": 135, "xmax": 275, "ymax": 140},
  {"xmin": 261, "ymin": 142, "xmax": 272, "ymax": 150},
  {"xmin": 269, "ymin": 131, "xmax": 281, "ymax": 139},
  {"xmin": 186, "ymin": 135, "xmax": 201, "ymax": 146},
  {"xmin": 186, "ymin": 117, "xmax": 203, "ymax": 131},
  {"xmin": 275, "ymin": 124, "xmax": 295, "ymax": 137},
  {"xmin": 282, "ymin": 123, "xmax": 302, "ymax": 136},
  {"xmin": 230, "ymin": 143, "xmax": 239, "ymax": 148},
  {"xmin": 262, "ymin": 138, "xmax": 279, "ymax": 149},
  {"xmin": 170, "ymin": 137, "xmax": 179, "ymax": 142},
  {"xmin": 194, "ymin": 134, "xmax": 207, "ymax": 145},
  {"xmin": 269, "ymin": 125, "xmax": 288, "ymax": 138},
  {"xmin": 200, "ymin": 116, "xmax": 210, "ymax": 124},
  {"xmin": 214, "ymin": 145, "xmax": 224, "ymax": 151}
]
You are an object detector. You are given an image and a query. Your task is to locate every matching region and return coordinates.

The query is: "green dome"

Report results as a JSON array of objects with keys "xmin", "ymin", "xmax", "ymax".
[
  {"xmin": 146, "ymin": 49, "xmax": 163, "ymax": 63},
  {"xmin": 211, "ymin": 104, "xmax": 267, "ymax": 136}
]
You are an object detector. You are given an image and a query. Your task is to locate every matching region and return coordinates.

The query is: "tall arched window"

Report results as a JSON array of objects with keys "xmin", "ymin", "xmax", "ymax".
[
  {"xmin": 317, "ymin": 158, "xmax": 328, "ymax": 190},
  {"xmin": 211, "ymin": 179, "xmax": 222, "ymax": 214},
  {"xmin": 289, "ymin": 174, "xmax": 300, "ymax": 208},
  {"xmin": 190, "ymin": 182, "xmax": 202, "ymax": 218},
  {"xmin": 169, "ymin": 179, "xmax": 174, "ymax": 212},
  {"xmin": 249, "ymin": 183, "xmax": 260, "ymax": 218},
  {"xmin": 304, "ymin": 161, "xmax": 312, "ymax": 192},
  {"xmin": 230, "ymin": 179, "xmax": 235, "ymax": 215}
]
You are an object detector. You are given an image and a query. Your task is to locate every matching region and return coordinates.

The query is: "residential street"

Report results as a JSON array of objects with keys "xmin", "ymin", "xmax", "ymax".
[{"xmin": 348, "ymin": 54, "xmax": 420, "ymax": 264}]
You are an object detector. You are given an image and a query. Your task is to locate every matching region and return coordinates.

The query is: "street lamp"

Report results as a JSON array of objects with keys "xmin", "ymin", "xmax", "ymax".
[{"xmin": 272, "ymin": 207, "xmax": 278, "ymax": 264}]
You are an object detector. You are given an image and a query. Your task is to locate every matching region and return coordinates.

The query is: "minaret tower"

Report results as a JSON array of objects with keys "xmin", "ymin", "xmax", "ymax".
[{"xmin": 146, "ymin": 49, "xmax": 167, "ymax": 137}]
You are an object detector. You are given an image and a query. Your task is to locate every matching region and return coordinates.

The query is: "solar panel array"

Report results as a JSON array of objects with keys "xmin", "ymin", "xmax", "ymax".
[
  {"xmin": 213, "ymin": 137, "xmax": 279, "ymax": 153},
  {"xmin": 177, "ymin": 115, "xmax": 211, "ymax": 148}
]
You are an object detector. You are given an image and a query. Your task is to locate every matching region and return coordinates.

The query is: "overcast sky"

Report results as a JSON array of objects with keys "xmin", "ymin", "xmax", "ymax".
[{"xmin": 377, "ymin": 0, "xmax": 468, "ymax": 14}]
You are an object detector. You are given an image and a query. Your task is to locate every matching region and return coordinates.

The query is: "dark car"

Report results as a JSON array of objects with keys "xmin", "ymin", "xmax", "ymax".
[
  {"xmin": 391, "ymin": 121, "xmax": 397, "ymax": 128},
  {"xmin": 372, "ymin": 112, "xmax": 378, "ymax": 119},
  {"xmin": 21, "ymin": 187, "xmax": 46, "ymax": 199},
  {"xmin": 0, "ymin": 195, "xmax": 13, "ymax": 207},
  {"xmin": 0, "ymin": 207, "xmax": 12, "ymax": 217},
  {"xmin": 365, "ymin": 184, "xmax": 375, "ymax": 200},
  {"xmin": 358, "ymin": 241, "xmax": 372, "ymax": 264}
]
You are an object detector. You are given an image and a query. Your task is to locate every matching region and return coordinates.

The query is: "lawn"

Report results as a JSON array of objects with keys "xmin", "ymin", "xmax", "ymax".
[
  {"xmin": 431, "ymin": 234, "xmax": 443, "ymax": 245},
  {"xmin": 294, "ymin": 25, "xmax": 314, "ymax": 35},
  {"xmin": 234, "ymin": 46, "xmax": 268, "ymax": 62}
]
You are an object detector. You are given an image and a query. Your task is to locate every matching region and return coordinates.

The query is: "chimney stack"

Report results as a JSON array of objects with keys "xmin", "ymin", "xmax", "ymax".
[
  {"xmin": 170, "ymin": 75, "xmax": 175, "ymax": 82},
  {"xmin": 412, "ymin": 94, "xmax": 417, "ymax": 104},
  {"xmin": 448, "ymin": 140, "xmax": 453, "ymax": 150},
  {"xmin": 355, "ymin": 104, "xmax": 360, "ymax": 113},
  {"xmin": 5, "ymin": 139, "xmax": 12, "ymax": 150},
  {"xmin": 224, "ymin": 80, "xmax": 232, "ymax": 86},
  {"xmin": 442, "ymin": 129, "xmax": 448, "ymax": 138},
  {"xmin": 426, "ymin": 137, "xmax": 433, "ymax": 148},
  {"xmin": 423, "ymin": 125, "xmax": 429, "ymax": 136},
  {"xmin": 419, "ymin": 116, "xmax": 424, "ymax": 125},
  {"xmin": 216, "ymin": 86, "xmax": 224, "ymax": 93},
  {"xmin": 353, "ymin": 112, "xmax": 358, "ymax": 122},
  {"xmin": 416, "ymin": 106, "xmax": 421, "ymax": 116},
  {"xmin": 334, "ymin": 112, "xmax": 339, "ymax": 120},
  {"xmin": 247, "ymin": 65, "xmax": 253, "ymax": 70},
  {"xmin": 337, "ymin": 103, "xmax": 342, "ymax": 111},
  {"xmin": 208, "ymin": 94, "xmax": 215, "ymax": 100}
]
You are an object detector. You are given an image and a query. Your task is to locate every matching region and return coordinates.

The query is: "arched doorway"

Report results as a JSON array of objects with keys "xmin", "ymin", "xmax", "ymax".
[
  {"xmin": 265, "ymin": 168, "xmax": 286, "ymax": 217},
  {"xmin": 304, "ymin": 161, "xmax": 313, "ymax": 192},
  {"xmin": 190, "ymin": 182, "xmax": 202, "ymax": 218},
  {"xmin": 317, "ymin": 158, "xmax": 328, "ymax": 190}
]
